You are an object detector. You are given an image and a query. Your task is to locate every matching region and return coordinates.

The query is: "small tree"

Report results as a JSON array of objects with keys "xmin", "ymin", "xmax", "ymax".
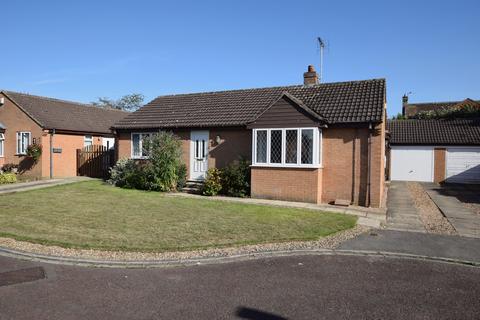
[
  {"xmin": 143, "ymin": 131, "xmax": 184, "ymax": 192},
  {"xmin": 92, "ymin": 93, "xmax": 144, "ymax": 112}
]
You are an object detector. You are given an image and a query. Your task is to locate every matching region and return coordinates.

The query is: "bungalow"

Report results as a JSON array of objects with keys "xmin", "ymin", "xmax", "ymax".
[
  {"xmin": 0, "ymin": 90, "xmax": 127, "ymax": 178},
  {"xmin": 113, "ymin": 66, "xmax": 387, "ymax": 207}
]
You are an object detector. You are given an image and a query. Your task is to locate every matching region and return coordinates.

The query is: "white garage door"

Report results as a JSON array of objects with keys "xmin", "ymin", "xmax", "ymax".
[
  {"xmin": 446, "ymin": 147, "xmax": 480, "ymax": 184},
  {"xmin": 391, "ymin": 146, "xmax": 434, "ymax": 182}
]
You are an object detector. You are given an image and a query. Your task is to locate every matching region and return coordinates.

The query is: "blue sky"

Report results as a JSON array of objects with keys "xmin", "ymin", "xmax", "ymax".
[{"xmin": 2, "ymin": 0, "xmax": 479, "ymax": 116}]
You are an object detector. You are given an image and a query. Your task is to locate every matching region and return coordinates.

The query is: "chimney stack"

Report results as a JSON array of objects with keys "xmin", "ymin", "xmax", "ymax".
[
  {"xmin": 303, "ymin": 65, "xmax": 319, "ymax": 86},
  {"xmin": 402, "ymin": 94, "xmax": 409, "ymax": 116}
]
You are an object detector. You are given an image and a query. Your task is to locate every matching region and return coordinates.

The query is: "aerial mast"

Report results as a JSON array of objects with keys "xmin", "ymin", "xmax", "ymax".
[{"xmin": 317, "ymin": 37, "xmax": 326, "ymax": 83}]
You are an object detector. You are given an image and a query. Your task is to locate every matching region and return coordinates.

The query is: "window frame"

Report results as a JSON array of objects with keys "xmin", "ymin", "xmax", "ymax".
[
  {"xmin": 84, "ymin": 135, "xmax": 93, "ymax": 147},
  {"xmin": 0, "ymin": 133, "xmax": 4, "ymax": 157},
  {"xmin": 131, "ymin": 132, "xmax": 154, "ymax": 159},
  {"xmin": 16, "ymin": 131, "xmax": 31, "ymax": 155},
  {"xmin": 252, "ymin": 127, "xmax": 322, "ymax": 168}
]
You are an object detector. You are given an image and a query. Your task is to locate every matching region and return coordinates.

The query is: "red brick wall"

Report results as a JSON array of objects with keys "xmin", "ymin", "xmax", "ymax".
[
  {"xmin": 251, "ymin": 167, "xmax": 322, "ymax": 203},
  {"xmin": 41, "ymin": 132, "xmax": 103, "ymax": 178},
  {"xmin": 0, "ymin": 93, "xmax": 44, "ymax": 178},
  {"xmin": 115, "ymin": 128, "xmax": 251, "ymax": 179}
]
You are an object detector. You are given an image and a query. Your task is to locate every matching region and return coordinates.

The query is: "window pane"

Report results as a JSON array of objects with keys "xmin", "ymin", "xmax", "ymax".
[
  {"xmin": 301, "ymin": 129, "xmax": 314, "ymax": 164},
  {"xmin": 270, "ymin": 130, "xmax": 282, "ymax": 163},
  {"xmin": 255, "ymin": 130, "xmax": 267, "ymax": 163},
  {"xmin": 285, "ymin": 130, "xmax": 298, "ymax": 164},
  {"xmin": 132, "ymin": 134, "xmax": 141, "ymax": 157}
]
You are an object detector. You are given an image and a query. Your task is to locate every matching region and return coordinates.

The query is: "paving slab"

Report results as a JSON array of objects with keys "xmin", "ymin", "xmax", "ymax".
[
  {"xmin": 385, "ymin": 182, "xmax": 425, "ymax": 232},
  {"xmin": 423, "ymin": 184, "xmax": 480, "ymax": 238}
]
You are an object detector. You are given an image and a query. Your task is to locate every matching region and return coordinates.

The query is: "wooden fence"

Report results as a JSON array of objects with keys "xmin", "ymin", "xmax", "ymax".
[{"xmin": 76, "ymin": 145, "xmax": 115, "ymax": 179}]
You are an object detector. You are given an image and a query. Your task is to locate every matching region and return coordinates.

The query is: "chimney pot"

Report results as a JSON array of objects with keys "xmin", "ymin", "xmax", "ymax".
[{"xmin": 303, "ymin": 65, "xmax": 319, "ymax": 86}]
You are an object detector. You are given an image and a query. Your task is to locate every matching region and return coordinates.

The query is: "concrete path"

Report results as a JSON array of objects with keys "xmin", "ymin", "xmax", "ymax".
[
  {"xmin": 423, "ymin": 183, "xmax": 480, "ymax": 238},
  {"xmin": 0, "ymin": 177, "xmax": 94, "ymax": 195},
  {"xmin": 339, "ymin": 229, "xmax": 480, "ymax": 263},
  {"xmin": 0, "ymin": 254, "xmax": 479, "ymax": 319},
  {"xmin": 386, "ymin": 181, "xmax": 425, "ymax": 232}
]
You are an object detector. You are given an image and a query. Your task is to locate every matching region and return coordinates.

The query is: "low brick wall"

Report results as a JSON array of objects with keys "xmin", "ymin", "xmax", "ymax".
[{"xmin": 251, "ymin": 167, "xmax": 322, "ymax": 204}]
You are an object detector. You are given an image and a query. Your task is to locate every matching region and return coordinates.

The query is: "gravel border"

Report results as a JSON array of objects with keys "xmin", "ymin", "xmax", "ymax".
[
  {"xmin": 0, "ymin": 225, "xmax": 369, "ymax": 262},
  {"xmin": 407, "ymin": 182, "xmax": 457, "ymax": 235}
]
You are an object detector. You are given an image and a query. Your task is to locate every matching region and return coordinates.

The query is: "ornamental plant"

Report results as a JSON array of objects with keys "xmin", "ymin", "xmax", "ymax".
[
  {"xmin": 0, "ymin": 173, "xmax": 17, "ymax": 184},
  {"xmin": 26, "ymin": 143, "xmax": 42, "ymax": 163},
  {"xmin": 202, "ymin": 168, "xmax": 223, "ymax": 196}
]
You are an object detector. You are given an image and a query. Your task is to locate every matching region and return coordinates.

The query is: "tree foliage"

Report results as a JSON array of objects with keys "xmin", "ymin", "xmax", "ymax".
[{"xmin": 92, "ymin": 93, "xmax": 144, "ymax": 112}]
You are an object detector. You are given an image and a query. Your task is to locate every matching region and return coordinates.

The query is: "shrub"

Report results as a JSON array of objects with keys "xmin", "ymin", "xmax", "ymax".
[
  {"xmin": 1, "ymin": 163, "xmax": 19, "ymax": 173},
  {"xmin": 0, "ymin": 173, "xmax": 17, "ymax": 184},
  {"xmin": 26, "ymin": 143, "xmax": 42, "ymax": 163},
  {"xmin": 109, "ymin": 132, "xmax": 186, "ymax": 192},
  {"xmin": 202, "ymin": 168, "xmax": 223, "ymax": 196},
  {"xmin": 176, "ymin": 163, "xmax": 187, "ymax": 189},
  {"xmin": 144, "ymin": 131, "xmax": 184, "ymax": 191},
  {"xmin": 221, "ymin": 159, "xmax": 251, "ymax": 197}
]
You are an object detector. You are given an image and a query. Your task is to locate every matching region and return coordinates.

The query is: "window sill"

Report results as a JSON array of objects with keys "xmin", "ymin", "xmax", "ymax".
[{"xmin": 251, "ymin": 164, "xmax": 323, "ymax": 169}]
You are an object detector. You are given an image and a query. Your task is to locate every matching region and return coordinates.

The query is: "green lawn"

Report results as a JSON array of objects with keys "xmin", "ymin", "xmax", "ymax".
[{"xmin": 0, "ymin": 181, "xmax": 357, "ymax": 252}]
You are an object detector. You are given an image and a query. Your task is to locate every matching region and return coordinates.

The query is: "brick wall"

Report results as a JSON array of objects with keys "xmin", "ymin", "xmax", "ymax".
[
  {"xmin": 0, "ymin": 93, "xmax": 44, "ymax": 178},
  {"xmin": 434, "ymin": 148, "xmax": 446, "ymax": 183},
  {"xmin": 251, "ymin": 167, "xmax": 322, "ymax": 203},
  {"xmin": 41, "ymin": 132, "xmax": 103, "ymax": 178},
  {"xmin": 115, "ymin": 127, "xmax": 251, "ymax": 180}
]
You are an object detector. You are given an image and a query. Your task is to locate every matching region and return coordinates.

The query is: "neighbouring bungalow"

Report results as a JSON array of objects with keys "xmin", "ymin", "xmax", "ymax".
[
  {"xmin": 388, "ymin": 96, "xmax": 480, "ymax": 184},
  {"xmin": 0, "ymin": 90, "xmax": 127, "ymax": 178},
  {"xmin": 113, "ymin": 66, "xmax": 387, "ymax": 208}
]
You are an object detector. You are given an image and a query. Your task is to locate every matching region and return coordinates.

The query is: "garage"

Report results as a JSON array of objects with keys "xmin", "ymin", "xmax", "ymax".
[
  {"xmin": 388, "ymin": 118, "xmax": 480, "ymax": 184},
  {"xmin": 390, "ymin": 146, "xmax": 433, "ymax": 182},
  {"xmin": 446, "ymin": 147, "xmax": 480, "ymax": 183}
]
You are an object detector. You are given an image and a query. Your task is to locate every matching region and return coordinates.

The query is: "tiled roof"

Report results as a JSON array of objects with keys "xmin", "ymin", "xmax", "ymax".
[
  {"xmin": 388, "ymin": 119, "xmax": 480, "ymax": 145},
  {"xmin": 3, "ymin": 91, "xmax": 127, "ymax": 134},
  {"xmin": 404, "ymin": 98, "xmax": 480, "ymax": 117},
  {"xmin": 113, "ymin": 78, "xmax": 386, "ymax": 129}
]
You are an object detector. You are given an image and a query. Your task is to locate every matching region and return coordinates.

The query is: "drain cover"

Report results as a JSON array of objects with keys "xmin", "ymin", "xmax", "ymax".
[{"xmin": 0, "ymin": 267, "xmax": 46, "ymax": 287}]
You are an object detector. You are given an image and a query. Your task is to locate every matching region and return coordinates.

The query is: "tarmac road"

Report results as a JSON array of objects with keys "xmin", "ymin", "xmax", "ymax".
[{"xmin": 0, "ymin": 254, "xmax": 479, "ymax": 319}]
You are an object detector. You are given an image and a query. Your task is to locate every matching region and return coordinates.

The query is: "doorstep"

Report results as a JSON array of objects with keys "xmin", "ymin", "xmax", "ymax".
[{"xmin": 167, "ymin": 193, "xmax": 387, "ymax": 228}]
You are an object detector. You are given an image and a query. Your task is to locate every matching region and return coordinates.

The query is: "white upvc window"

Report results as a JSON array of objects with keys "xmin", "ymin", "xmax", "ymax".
[
  {"xmin": 84, "ymin": 135, "xmax": 93, "ymax": 147},
  {"xmin": 0, "ymin": 133, "xmax": 4, "ymax": 157},
  {"xmin": 252, "ymin": 128, "xmax": 321, "ymax": 168},
  {"xmin": 131, "ymin": 132, "xmax": 154, "ymax": 159},
  {"xmin": 16, "ymin": 131, "xmax": 31, "ymax": 155}
]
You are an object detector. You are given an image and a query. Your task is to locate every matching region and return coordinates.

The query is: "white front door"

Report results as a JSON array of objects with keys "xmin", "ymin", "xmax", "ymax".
[
  {"xmin": 190, "ymin": 130, "xmax": 209, "ymax": 180},
  {"xmin": 390, "ymin": 146, "xmax": 434, "ymax": 182}
]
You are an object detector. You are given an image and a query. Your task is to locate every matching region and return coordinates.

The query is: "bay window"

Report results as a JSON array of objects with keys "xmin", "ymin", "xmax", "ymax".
[
  {"xmin": 131, "ymin": 132, "xmax": 154, "ymax": 159},
  {"xmin": 252, "ymin": 128, "xmax": 321, "ymax": 167},
  {"xmin": 16, "ymin": 132, "xmax": 31, "ymax": 155}
]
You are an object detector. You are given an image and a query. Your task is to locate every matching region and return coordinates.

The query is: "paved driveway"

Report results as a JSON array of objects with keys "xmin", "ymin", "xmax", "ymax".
[
  {"xmin": 386, "ymin": 181, "xmax": 425, "ymax": 232},
  {"xmin": 424, "ymin": 183, "xmax": 480, "ymax": 238},
  {"xmin": 0, "ymin": 254, "xmax": 479, "ymax": 319}
]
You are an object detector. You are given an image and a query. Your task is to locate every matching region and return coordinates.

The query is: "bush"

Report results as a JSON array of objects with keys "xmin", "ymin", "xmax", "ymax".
[
  {"xmin": 202, "ymin": 168, "xmax": 223, "ymax": 196},
  {"xmin": 176, "ymin": 163, "xmax": 187, "ymax": 189},
  {"xmin": 221, "ymin": 159, "xmax": 251, "ymax": 197},
  {"xmin": 109, "ymin": 132, "xmax": 186, "ymax": 192},
  {"xmin": 26, "ymin": 143, "xmax": 42, "ymax": 163},
  {"xmin": 144, "ymin": 131, "xmax": 184, "ymax": 191},
  {"xmin": 0, "ymin": 173, "xmax": 17, "ymax": 184},
  {"xmin": 1, "ymin": 163, "xmax": 19, "ymax": 173}
]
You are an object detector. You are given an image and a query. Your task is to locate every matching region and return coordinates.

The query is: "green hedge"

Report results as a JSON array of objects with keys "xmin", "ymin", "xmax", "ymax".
[{"xmin": 0, "ymin": 173, "xmax": 17, "ymax": 185}]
